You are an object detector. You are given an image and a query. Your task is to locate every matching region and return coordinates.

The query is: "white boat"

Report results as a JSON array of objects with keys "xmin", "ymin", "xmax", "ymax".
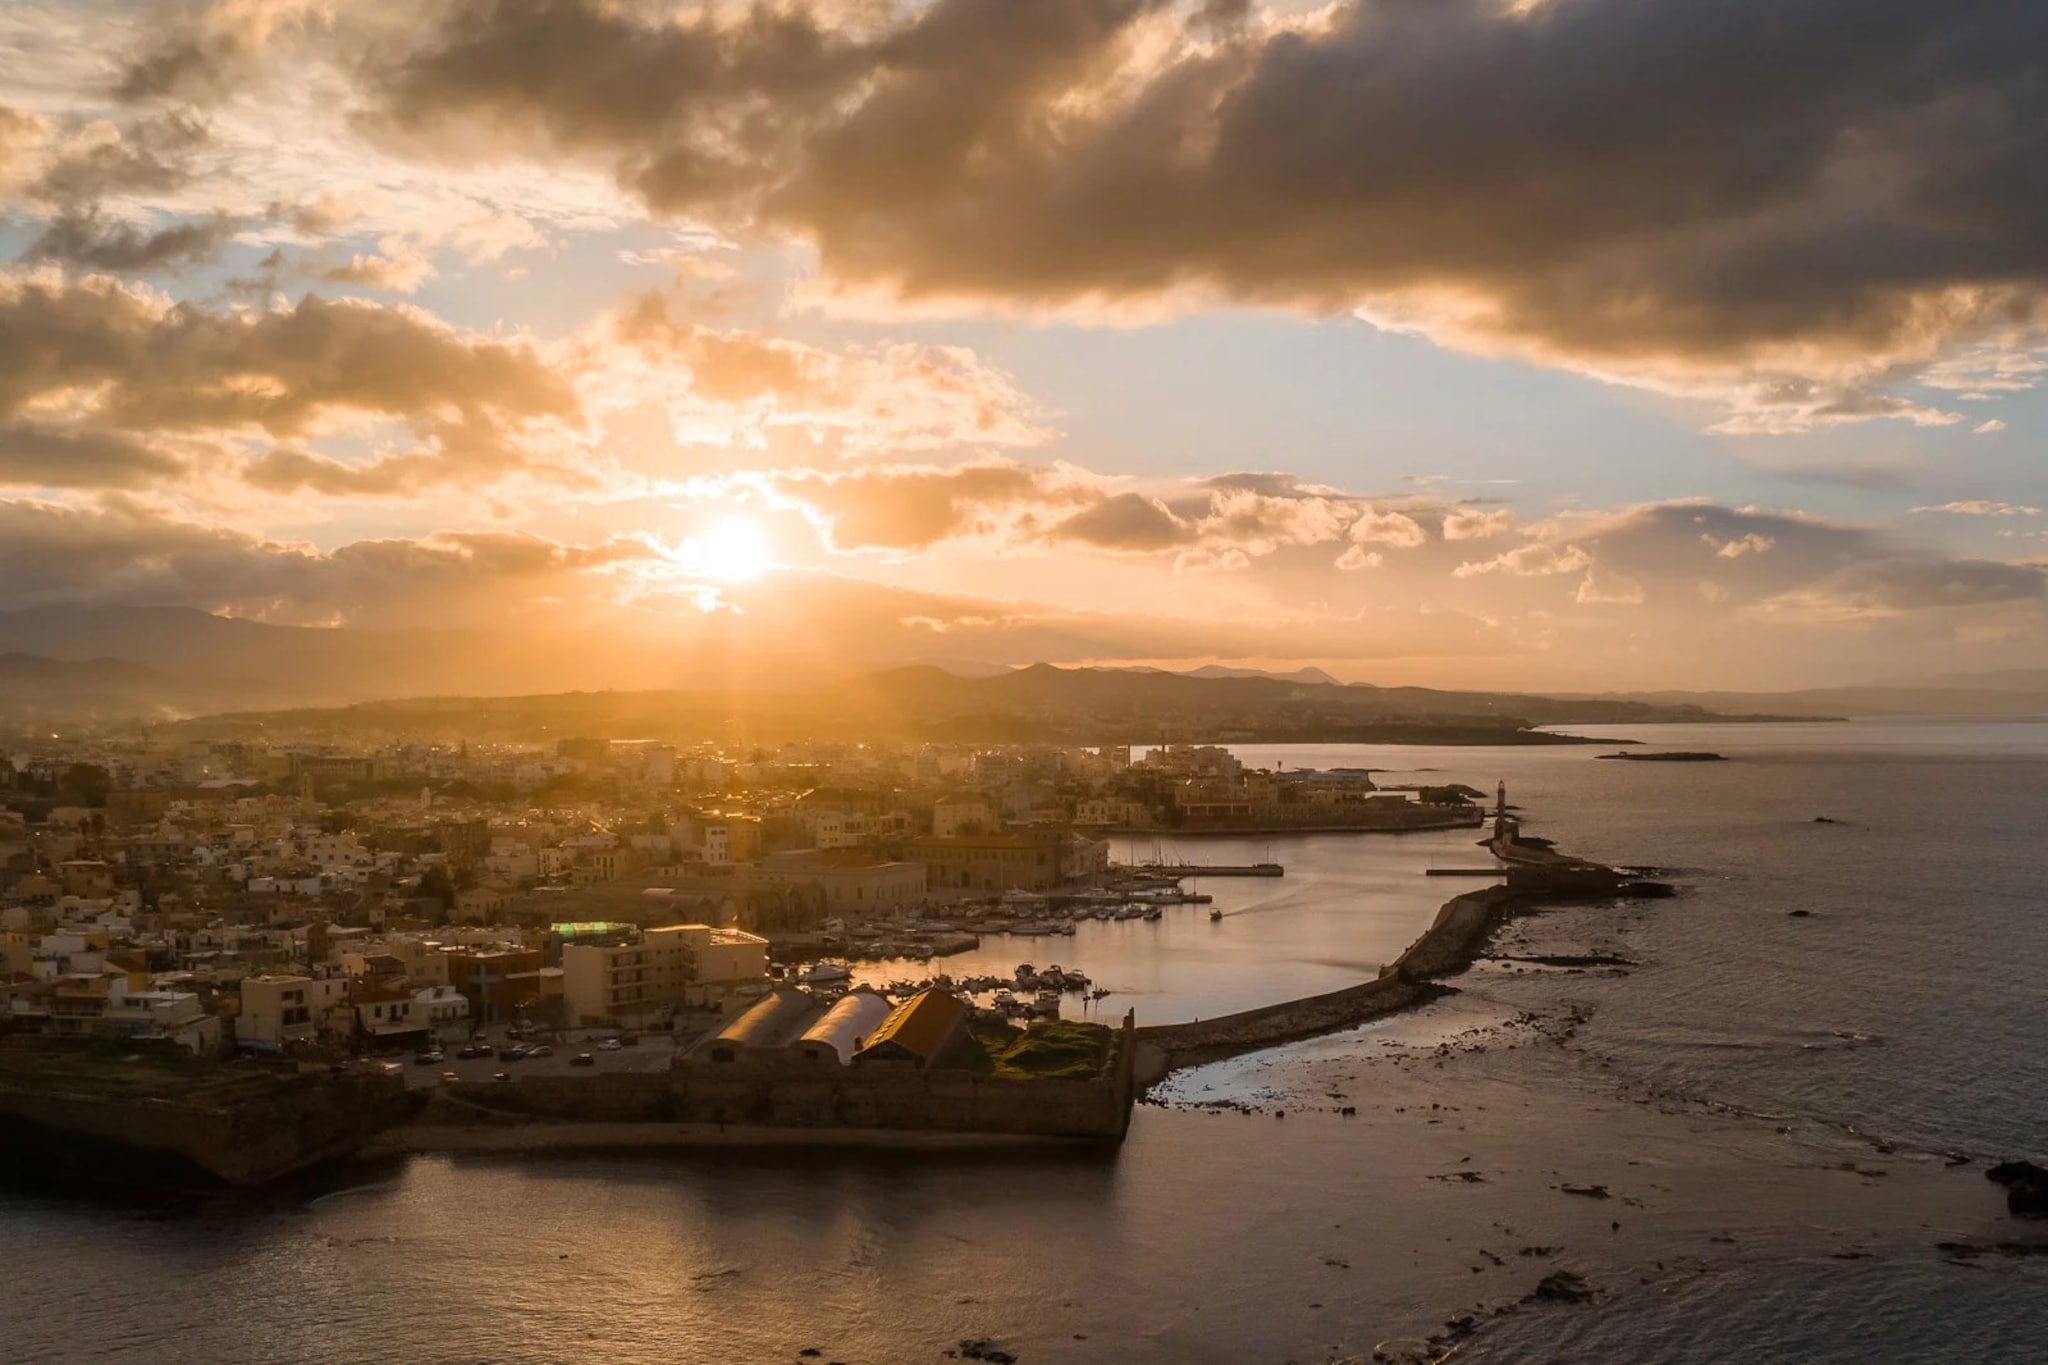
[{"xmin": 800, "ymin": 962, "xmax": 852, "ymax": 984}]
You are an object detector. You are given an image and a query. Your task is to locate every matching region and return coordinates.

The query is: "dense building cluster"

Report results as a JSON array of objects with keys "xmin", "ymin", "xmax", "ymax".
[{"xmin": 0, "ymin": 733, "xmax": 1450, "ymax": 1050}]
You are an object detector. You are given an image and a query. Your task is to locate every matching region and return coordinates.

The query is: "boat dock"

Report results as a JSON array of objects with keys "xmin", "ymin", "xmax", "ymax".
[
  {"xmin": 1116, "ymin": 862, "xmax": 1285, "ymax": 878},
  {"xmin": 1424, "ymin": 867, "xmax": 1510, "ymax": 877}
]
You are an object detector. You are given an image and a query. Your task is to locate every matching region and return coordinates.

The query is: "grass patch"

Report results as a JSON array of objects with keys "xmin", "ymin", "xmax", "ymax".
[{"xmin": 989, "ymin": 1019, "xmax": 1116, "ymax": 1081}]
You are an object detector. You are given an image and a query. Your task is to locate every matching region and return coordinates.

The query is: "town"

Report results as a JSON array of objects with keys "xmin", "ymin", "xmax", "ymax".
[{"xmin": 0, "ymin": 730, "xmax": 1497, "ymax": 1180}]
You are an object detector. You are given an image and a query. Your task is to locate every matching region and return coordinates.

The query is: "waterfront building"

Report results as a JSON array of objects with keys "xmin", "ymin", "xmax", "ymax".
[
  {"xmin": 561, "ymin": 923, "xmax": 769, "ymax": 1025},
  {"xmin": 909, "ymin": 830, "xmax": 1065, "ymax": 892},
  {"xmin": 852, "ymin": 989, "xmax": 970, "ymax": 1069},
  {"xmin": 792, "ymin": 988, "xmax": 894, "ymax": 1065},
  {"xmin": 754, "ymin": 850, "xmax": 928, "ymax": 915},
  {"xmin": 695, "ymin": 988, "xmax": 822, "ymax": 1063}
]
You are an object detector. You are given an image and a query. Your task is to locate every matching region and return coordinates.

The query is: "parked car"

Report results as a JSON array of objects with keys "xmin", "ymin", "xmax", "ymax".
[
  {"xmin": 497, "ymin": 1045, "xmax": 527, "ymax": 1062},
  {"xmin": 491, "ymin": 1072, "xmax": 511, "ymax": 1082},
  {"xmin": 378, "ymin": 1062, "xmax": 403, "ymax": 1075},
  {"xmin": 525, "ymin": 1044, "xmax": 553, "ymax": 1059},
  {"xmin": 570, "ymin": 1052, "xmax": 595, "ymax": 1067},
  {"xmin": 440, "ymin": 1071, "xmax": 459, "ymax": 1085},
  {"xmin": 457, "ymin": 1043, "xmax": 490, "ymax": 1059},
  {"xmin": 412, "ymin": 1050, "xmax": 444, "ymax": 1066},
  {"xmin": 597, "ymin": 1039, "xmax": 623, "ymax": 1052}
]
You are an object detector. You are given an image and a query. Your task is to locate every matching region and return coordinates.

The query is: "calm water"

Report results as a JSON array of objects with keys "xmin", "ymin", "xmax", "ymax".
[
  {"xmin": 6, "ymin": 721, "xmax": 2048, "ymax": 1362},
  {"xmin": 851, "ymin": 824, "xmax": 1486, "ymax": 1023}
]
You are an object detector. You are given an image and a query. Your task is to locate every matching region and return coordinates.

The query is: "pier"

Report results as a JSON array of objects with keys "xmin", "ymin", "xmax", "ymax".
[{"xmin": 1116, "ymin": 861, "xmax": 1285, "ymax": 878}]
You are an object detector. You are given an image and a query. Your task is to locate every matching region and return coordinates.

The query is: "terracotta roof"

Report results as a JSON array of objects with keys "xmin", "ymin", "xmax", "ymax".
[{"xmin": 855, "ymin": 989, "xmax": 968, "ymax": 1063}]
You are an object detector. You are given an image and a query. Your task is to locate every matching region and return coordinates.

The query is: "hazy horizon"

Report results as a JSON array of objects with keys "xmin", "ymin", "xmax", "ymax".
[{"xmin": 4, "ymin": 1, "xmax": 2046, "ymax": 694}]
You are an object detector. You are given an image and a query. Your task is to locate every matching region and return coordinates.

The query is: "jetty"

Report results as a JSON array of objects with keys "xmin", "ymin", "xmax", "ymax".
[
  {"xmin": 1117, "ymin": 861, "xmax": 1284, "ymax": 878},
  {"xmin": 1132, "ymin": 812, "xmax": 1671, "ymax": 1080}
]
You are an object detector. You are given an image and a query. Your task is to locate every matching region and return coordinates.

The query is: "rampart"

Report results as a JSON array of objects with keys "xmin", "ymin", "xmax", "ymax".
[
  {"xmin": 0, "ymin": 1058, "xmax": 415, "ymax": 1188},
  {"xmin": 421, "ymin": 1012, "xmax": 1140, "ymax": 1143}
]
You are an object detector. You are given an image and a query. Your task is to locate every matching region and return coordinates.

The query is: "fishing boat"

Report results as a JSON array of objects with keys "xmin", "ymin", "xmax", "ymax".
[{"xmin": 1209, "ymin": 908, "xmax": 1224, "ymax": 922}]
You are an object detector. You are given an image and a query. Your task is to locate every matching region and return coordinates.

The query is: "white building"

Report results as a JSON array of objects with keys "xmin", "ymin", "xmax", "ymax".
[{"xmin": 561, "ymin": 923, "xmax": 769, "ymax": 1025}]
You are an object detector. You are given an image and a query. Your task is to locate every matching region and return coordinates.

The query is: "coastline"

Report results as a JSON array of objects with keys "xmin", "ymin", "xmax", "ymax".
[{"xmin": 367, "ymin": 1121, "xmax": 1105, "ymax": 1158}]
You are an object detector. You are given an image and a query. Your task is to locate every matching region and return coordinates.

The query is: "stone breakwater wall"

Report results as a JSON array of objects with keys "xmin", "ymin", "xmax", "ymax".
[
  {"xmin": 428, "ymin": 1014, "xmax": 1140, "ymax": 1143},
  {"xmin": 1133, "ymin": 886, "xmax": 1524, "ymax": 1073},
  {"xmin": 1135, "ymin": 806, "xmax": 1486, "ymax": 836},
  {"xmin": 0, "ymin": 1071, "xmax": 415, "ymax": 1188},
  {"xmin": 436, "ymin": 1068, "xmax": 1129, "ymax": 1140}
]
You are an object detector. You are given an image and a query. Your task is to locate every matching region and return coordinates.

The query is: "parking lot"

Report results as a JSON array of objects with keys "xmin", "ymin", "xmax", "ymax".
[{"xmin": 391, "ymin": 1027, "xmax": 692, "ymax": 1089}]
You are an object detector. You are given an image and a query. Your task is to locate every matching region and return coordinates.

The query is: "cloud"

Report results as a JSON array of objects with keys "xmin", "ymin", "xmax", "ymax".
[
  {"xmin": 1912, "ymin": 501, "xmax": 2041, "ymax": 517},
  {"xmin": 1454, "ymin": 543, "xmax": 1591, "ymax": 579},
  {"xmin": 322, "ymin": 0, "xmax": 2048, "ymax": 427},
  {"xmin": 115, "ymin": 0, "xmax": 330, "ymax": 104},
  {"xmin": 1347, "ymin": 508, "xmax": 1428, "ymax": 549},
  {"xmin": 1046, "ymin": 492, "xmax": 1187, "ymax": 551},
  {"xmin": 21, "ymin": 212, "xmax": 243, "ymax": 273},
  {"xmin": 0, "ymin": 270, "xmax": 576, "ymax": 495},
  {"xmin": 29, "ymin": 111, "xmax": 211, "ymax": 204},
  {"xmin": 0, "ymin": 101, "xmax": 47, "ymax": 184},
  {"xmin": 759, "ymin": 461, "xmax": 1070, "ymax": 551},
  {"xmin": 0, "ymin": 497, "xmax": 669, "ymax": 625},
  {"xmin": 323, "ymin": 240, "xmax": 439, "ymax": 293},
  {"xmin": 1705, "ymin": 532, "xmax": 1775, "ymax": 559},
  {"xmin": 1442, "ymin": 507, "xmax": 1514, "ymax": 541},
  {"xmin": 1974, "ymin": 419, "xmax": 2008, "ymax": 435},
  {"xmin": 614, "ymin": 291, "xmax": 1050, "ymax": 455},
  {"xmin": 1334, "ymin": 545, "xmax": 1381, "ymax": 572},
  {"xmin": 0, "ymin": 424, "xmax": 186, "ymax": 490},
  {"xmin": 85, "ymin": 1, "xmax": 2048, "ymax": 430},
  {"xmin": 1574, "ymin": 563, "xmax": 1644, "ymax": 606}
]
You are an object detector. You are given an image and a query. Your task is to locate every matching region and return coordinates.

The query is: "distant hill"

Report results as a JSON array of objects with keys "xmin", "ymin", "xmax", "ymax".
[
  {"xmin": 1565, "ymin": 680, "xmax": 2048, "ymax": 719},
  {"xmin": 147, "ymin": 661, "xmax": 1795, "ymax": 747}
]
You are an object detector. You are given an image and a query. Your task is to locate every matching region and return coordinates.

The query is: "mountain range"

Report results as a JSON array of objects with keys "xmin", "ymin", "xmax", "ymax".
[{"xmin": 2, "ymin": 605, "xmax": 2043, "ymax": 738}]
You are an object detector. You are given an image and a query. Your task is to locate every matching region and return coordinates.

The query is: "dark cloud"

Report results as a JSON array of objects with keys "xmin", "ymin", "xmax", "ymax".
[
  {"xmin": 338, "ymin": 0, "xmax": 2048, "ymax": 407},
  {"xmin": 0, "ymin": 498, "xmax": 662, "ymax": 624},
  {"xmin": 1490, "ymin": 501, "xmax": 2048, "ymax": 615},
  {"xmin": 31, "ymin": 111, "xmax": 210, "ymax": 204},
  {"xmin": 1046, "ymin": 491, "xmax": 1187, "ymax": 551},
  {"xmin": 21, "ymin": 211, "xmax": 242, "ymax": 273},
  {"xmin": 765, "ymin": 462, "xmax": 1064, "ymax": 551},
  {"xmin": 0, "ymin": 273, "xmax": 573, "ymax": 437},
  {"xmin": 0, "ymin": 424, "xmax": 186, "ymax": 490}
]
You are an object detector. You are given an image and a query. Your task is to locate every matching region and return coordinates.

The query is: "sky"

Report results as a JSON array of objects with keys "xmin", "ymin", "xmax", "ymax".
[{"xmin": 1, "ymin": 0, "xmax": 2046, "ymax": 693}]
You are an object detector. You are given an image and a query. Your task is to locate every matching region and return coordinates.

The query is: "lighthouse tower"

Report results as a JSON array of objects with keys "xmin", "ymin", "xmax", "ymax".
[{"xmin": 1495, "ymin": 780, "xmax": 1507, "ymax": 821}]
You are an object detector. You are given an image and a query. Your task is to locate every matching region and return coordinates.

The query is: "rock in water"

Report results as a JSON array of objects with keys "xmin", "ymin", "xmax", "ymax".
[
  {"xmin": 1987, "ymin": 1161, "xmax": 2048, "ymax": 1218},
  {"xmin": 1528, "ymin": 1271, "xmax": 1596, "ymax": 1304}
]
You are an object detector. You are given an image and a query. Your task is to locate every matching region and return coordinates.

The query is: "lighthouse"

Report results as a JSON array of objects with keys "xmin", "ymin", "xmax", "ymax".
[{"xmin": 1495, "ymin": 780, "xmax": 1507, "ymax": 821}]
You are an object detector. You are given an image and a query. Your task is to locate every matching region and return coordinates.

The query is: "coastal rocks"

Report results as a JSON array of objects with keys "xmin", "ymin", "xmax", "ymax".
[
  {"xmin": 1986, "ymin": 1160, "xmax": 2048, "ymax": 1218},
  {"xmin": 1527, "ymin": 1270, "xmax": 1596, "ymax": 1304},
  {"xmin": 1558, "ymin": 1183, "xmax": 1612, "ymax": 1199},
  {"xmin": 951, "ymin": 1338, "xmax": 1017, "ymax": 1364}
]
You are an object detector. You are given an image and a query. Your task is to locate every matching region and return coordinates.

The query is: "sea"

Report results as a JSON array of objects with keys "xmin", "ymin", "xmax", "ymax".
[{"xmin": 4, "ymin": 720, "xmax": 2047, "ymax": 1363}]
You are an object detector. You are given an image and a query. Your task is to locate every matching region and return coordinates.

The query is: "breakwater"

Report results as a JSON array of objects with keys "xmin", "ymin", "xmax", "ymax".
[
  {"xmin": 1132, "ymin": 823, "xmax": 1656, "ymax": 1079},
  {"xmin": 1132, "ymin": 887, "xmax": 1521, "ymax": 1076}
]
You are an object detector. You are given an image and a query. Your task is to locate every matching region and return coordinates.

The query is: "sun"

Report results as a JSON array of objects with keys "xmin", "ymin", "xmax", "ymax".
[{"xmin": 695, "ymin": 515, "xmax": 773, "ymax": 582}]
